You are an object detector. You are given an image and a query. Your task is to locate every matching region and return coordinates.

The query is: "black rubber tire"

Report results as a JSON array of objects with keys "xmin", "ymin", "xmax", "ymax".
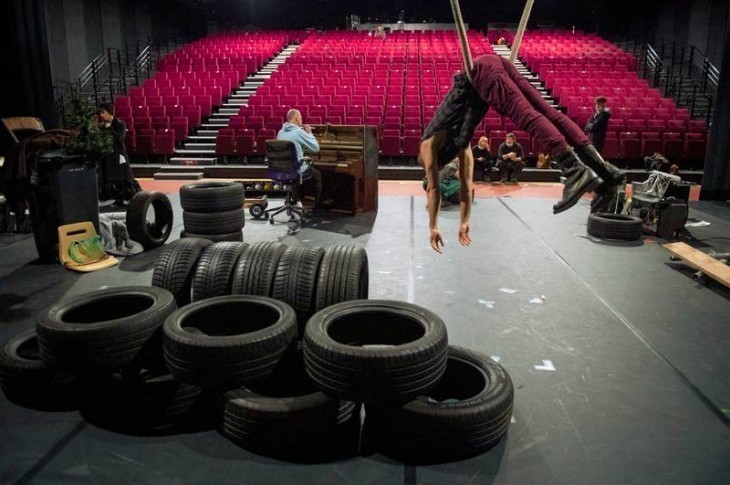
[
  {"xmin": 79, "ymin": 366, "xmax": 209, "ymax": 434},
  {"xmin": 126, "ymin": 191, "xmax": 174, "ymax": 250},
  {"xmin": 367, "ymin": 346, "xmax": 514, "ymax": 464},
  {"xmin": 220, "ymin": 345, "xmax": 357, "ymax": 454},
  {"xmin": 587, "ymin": 212, "xmax": 643, "ymax": 241},
  {"xmin": 180, "ymin": 182, "xmax": 245, "ymax": 212},
  {"xmin": 152, "ymin": 238, "xmax": 213, "ymax": 307},
  {"xmin": 163, "ymin": 295, "xmax": 297, "ymax": 387},
  {"xmin": 231, "ymin": 241, "xmax": 287, "ymax": 297},
  {"xmin": 314, "ymin": 245, "xmax": 369, "ymax": 313},
  {"xmin": 180, "ymin": 230, "xmax": 244, "ymax": 242},
  {"xmin": 183, "ymin": 209, "xmax": 245, "ymax": 235},
  {"xmin": 0, "ymin": 329, "xmax": 79, "ymax": 408},
  {"xmin": 191, "ymin": 242, "xmax": 247, "ymax": 302},
  {"xmin": 303, "ymin": 300, "xmax": 448, "ymax": 403},
  {"xmin": 272, "ymin": 246, "xmax": 325, "ymax": 334},
  {"xmin": 36, "ymin": 286, "xmax": 177, "ymax": 373}
]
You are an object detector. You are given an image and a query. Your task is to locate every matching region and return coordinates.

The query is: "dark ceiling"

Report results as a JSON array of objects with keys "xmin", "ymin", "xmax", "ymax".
[{"xmin": 160, "ymin": 0, "xmax": 664, "ymax": 36}]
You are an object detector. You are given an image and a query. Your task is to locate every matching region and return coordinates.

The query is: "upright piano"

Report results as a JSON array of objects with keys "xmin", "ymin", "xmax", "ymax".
[{"xmin": 305, "ymin": 125, "xmax": 378, "ymax": 214}]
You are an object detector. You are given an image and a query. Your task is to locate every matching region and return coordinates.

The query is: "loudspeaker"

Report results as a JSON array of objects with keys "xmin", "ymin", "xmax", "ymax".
[
  {"xmin": 656, "ymin": 201, "xmax": 688, "ymax": 239},
  {"xmin": 664, "ymin": 182, "xmax": 691, "ymax": 201}
]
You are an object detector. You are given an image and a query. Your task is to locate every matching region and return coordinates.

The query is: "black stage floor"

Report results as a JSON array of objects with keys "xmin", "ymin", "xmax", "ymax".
[{"xmin": 1, "ymin": 195, "xmax": 729, "ymax": 484}]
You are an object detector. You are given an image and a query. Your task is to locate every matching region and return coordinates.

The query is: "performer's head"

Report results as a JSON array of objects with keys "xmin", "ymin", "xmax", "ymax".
[
  {"xmin": 505, "ymin": 133, "xmax": 517, "ymax": 147},
  {"xmin": 595, "ymin": 97, "xmax": 607, "ymax": 112}
]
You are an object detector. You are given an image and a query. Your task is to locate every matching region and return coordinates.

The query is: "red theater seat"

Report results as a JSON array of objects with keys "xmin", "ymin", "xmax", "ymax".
[
  {"xmin": 235, "ymin": 129, "xmax": 255, "ymax": 156},
  {"xmin": 215, "ymin": 128, "xmax": 236, "ymax": 156}
]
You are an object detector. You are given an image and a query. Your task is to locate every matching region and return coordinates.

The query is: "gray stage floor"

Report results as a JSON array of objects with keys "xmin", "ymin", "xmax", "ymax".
[{"xmin": 1, "ymin": 195, "xmax": 729, "ymax": 484}]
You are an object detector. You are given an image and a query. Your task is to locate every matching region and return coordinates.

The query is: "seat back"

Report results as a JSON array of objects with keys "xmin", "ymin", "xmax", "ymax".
[
  {"xmin": 58, "ymin": 222, "xmax": 118, "ymax": 272},
  {"xmin": 265, "ymin": 140, "xmax": 299, "ymax": 181}
]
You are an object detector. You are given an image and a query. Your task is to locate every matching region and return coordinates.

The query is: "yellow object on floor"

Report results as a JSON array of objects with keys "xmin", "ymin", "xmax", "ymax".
[{"xmin": 58, "ymin": 222, "xmax": 118, "ymax": 272}]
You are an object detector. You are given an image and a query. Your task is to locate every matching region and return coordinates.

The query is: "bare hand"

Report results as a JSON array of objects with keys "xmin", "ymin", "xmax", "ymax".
[
  {"xmin": 302, "ymin": 124, "xmax": 313, "ymax": 134},
  {"xmin": 459, "ymin": 223, "xmax": 471, "ymax": 246},
  {"xmin": 430, "ymin": 229, "xmax": 445, "ymax": 253}
]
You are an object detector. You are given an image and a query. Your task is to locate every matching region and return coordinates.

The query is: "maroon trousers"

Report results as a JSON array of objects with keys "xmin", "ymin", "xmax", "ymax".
[{"xmin": 472, "ymin": 55, "xmax": 591, "ymax": 156}]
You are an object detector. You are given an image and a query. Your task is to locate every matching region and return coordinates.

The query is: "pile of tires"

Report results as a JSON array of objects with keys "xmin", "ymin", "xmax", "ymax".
[
  {"xmin": 152, "ymin": 240, "xmax": 369, "ymax": 335},
  {"xmin": 2, "ymin": 240, "xmax": 514, "ymax": 463},
  {"xmin": 180, "ymin": 182, "xmax": 245, "ymax": 242},
  {"xmin": 302, "ymin": 300, "xmax": 514, "ymax": 463},
  {"xmin": 0, "ymin": 286, "xmax": 215, "ymax": 432},
  {"xmin": 158, "ymin": 294, "xmax": 358, "ymax": 457}
]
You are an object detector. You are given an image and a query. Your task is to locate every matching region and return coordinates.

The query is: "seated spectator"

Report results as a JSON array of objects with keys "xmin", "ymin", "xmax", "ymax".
[
  {"xmin": 497, "ymin": 133, "xmax": 526, "ymax": 184},
  {"xmin": 277, "ymin": 109, "xmax": 325, "ymax": 211},
  {"xmin": 471, "ymin": 136, "xmax": 495, "ymax": 182},
  {"xmin": 423, "ymin": 157, "xmax": 461, "ymax": 207}
]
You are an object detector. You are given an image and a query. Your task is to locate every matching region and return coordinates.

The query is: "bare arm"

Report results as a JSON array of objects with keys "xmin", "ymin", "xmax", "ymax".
[
  {"xmin": 420, "ymin": 134, "xmax": 445, "ymax": 253},
  {"xmin": 457, "ymin": 148, "xmax": 473, "ymax": 247}
]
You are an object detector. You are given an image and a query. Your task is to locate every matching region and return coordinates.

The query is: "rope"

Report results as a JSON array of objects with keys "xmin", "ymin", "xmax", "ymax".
[
  {"xmin": 510, "ymin": 0, "xmax": 536, "ymax": 64},
  {"xmin": 449, "ymin": 0, "xmax": 474, "ymax": 83}
]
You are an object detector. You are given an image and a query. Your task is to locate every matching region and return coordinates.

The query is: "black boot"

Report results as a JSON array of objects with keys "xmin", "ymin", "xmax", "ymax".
[
  {"xmin": 552, "ymin": 147, "xmax": 602, "ymax": 214},
  {"xmin": 575, "ymin": 144, "xmax": 627, "ymax": 213}
]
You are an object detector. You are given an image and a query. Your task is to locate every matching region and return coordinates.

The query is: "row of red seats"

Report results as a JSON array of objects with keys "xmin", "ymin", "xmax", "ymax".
[
  {"xmin": 247, "ymin": 94, "xmax": 446, "ymax": 111},
  {"xmin": 125, "ymin": 129, "xmax": 176, "ymax": 158},
  {"xmin": 602, "ymin": 132, "xmax": 707, "ymax": 161},
  {"xmin": 117, "ymin": 105, "xmax": 202, "ymax": 129},
  {"xmin": 213, "ymin": 128, "xmax": 280, "ymax": 157}
]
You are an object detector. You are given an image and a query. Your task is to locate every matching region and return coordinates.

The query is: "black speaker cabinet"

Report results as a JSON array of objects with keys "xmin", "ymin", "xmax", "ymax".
[{"xmin": 656, "ymin": 201, "xmax": 689, "ymax": 239}]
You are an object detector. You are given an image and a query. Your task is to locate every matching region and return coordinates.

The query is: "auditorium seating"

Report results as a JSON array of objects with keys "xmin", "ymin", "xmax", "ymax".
[
  {"xmin": 115, "ymin": 27, "xmax": 708, "ymax": 166},
  {"xmin": 116, "ymin": 31, "xmax": 289, "ymax": 158},
  {"xmin": 516, "ymin": 29, "xmax": 708, "ymax": 164}
]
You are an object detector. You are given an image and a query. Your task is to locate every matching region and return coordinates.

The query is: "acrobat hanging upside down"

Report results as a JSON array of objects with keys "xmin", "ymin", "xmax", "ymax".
[{"xmin": 420, "ymin": 53, "xmax": 627, "ymax": 253}]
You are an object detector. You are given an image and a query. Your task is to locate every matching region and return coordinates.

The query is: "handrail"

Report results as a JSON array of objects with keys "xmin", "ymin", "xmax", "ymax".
[{"xmin": 77, "ymin": 50, "xmax": 108, "ymax": 89}]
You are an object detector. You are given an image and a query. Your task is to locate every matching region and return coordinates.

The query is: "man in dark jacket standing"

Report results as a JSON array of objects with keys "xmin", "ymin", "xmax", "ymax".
[
  {"xmin": 584, "ymin": 97, "xmax": 611, "ymax": 152},
  {"xmin": 98, "ymin": 103, "xmax": 140, "ymax": 204}
]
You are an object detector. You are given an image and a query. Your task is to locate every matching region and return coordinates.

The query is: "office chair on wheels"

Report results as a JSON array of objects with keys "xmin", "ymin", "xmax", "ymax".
[{"xmin": 264, "ymin": 140, "xmax": 310, "ymax": 229}]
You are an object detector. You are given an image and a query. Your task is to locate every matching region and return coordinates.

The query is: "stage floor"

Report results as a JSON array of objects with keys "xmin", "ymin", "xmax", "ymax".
[{"xmin": 1, "ymin": 183, "xmax": 729, "ymax": 484}]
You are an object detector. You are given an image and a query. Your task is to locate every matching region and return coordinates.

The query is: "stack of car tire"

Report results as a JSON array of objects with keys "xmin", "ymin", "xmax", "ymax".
[
  {"xmin": 0, "ymin": 241, "xmax": 515, "ymax": 463},
  {"xmin": 180, "ymin": 182, "xmax": 245, "ymax": 242},
  {"xmin": 151, "ymin": 239, "xmax": 368, "ymax": 333}
]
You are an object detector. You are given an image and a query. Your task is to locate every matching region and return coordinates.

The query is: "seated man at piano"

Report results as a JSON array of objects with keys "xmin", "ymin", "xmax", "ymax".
[{"xmin": 277, "ymin": 109, "xmax": 325, "ymax": 212}]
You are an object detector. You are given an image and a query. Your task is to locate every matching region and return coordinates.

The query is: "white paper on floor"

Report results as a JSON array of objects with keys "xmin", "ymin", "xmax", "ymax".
[
  {"xmin": 685, "ymin": 221, "xmax": 711, "ymax": 227},
  {"xmin": 478, "ymin": 299, "xmax": 496, "ymax": 309},
  {"xmin": 499, "ymin": 288, "xmax": 518, "ymax": 294}
]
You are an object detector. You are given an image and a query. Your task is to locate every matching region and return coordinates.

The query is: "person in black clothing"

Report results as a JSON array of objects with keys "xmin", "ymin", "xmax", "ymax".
[
  {"xmin": 584, "ymin": 96, "xmax": 611, "ymax": 152},
  {"xmin": 497, "ymin": 133, "xmax": 526, "ymax": 184},
  {"xmin": 97, "ymin": 103, "xmax": 140, "ymax": 204},
  {"xmin": 471, "ymin": 136, "xmax": 495, "ymax": 182}
]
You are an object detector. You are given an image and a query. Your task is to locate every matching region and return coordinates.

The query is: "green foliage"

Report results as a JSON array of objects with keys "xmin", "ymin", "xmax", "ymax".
[{"xmin": 64, "ymin": 87, "xmax": 113, "ymax": 160}]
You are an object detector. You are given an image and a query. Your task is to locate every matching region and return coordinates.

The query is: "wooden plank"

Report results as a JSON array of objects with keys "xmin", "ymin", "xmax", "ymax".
[{"xmin": 663, "ymin": 242, "xmax": 730, "ymax": 288}]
